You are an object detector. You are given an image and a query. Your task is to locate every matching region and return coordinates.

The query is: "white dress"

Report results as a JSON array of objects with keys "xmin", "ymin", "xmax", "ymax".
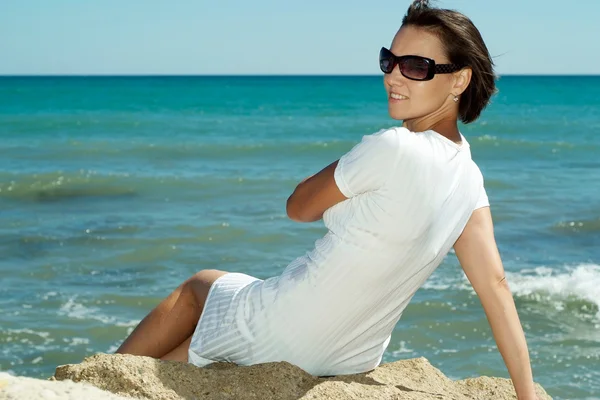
[{"xmin": 188, "ymin": 126, "xmax": 489, "ymax": 376}]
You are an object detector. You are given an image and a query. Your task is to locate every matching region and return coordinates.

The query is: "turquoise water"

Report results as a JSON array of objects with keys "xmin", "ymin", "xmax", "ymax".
[{"xmin": 0, "ymin": 76, "xmax": 599, "ymax": 399}]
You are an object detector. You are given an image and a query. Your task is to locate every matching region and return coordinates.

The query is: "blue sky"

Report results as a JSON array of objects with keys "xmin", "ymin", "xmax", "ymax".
[{"xmin": 1, "ymin": 0, "xmax": 598, "ymax": 75}]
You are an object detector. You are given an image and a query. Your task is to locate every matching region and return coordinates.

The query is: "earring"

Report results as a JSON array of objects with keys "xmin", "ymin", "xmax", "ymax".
[{"xmin": 453, "ymin": 95, "xmax": 459, "ymax": 102}]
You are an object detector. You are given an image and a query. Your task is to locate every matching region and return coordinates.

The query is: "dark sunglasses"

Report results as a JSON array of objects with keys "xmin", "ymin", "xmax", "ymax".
[{"xmin": 379, "ymin": 47, "xmax": 464, "ymax": 81}]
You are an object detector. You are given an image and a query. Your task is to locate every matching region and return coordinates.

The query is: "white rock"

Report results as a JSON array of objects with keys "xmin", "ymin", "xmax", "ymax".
[{"xmin": 0, "ymin": 372, "xmax": 131, "ymax": 400}]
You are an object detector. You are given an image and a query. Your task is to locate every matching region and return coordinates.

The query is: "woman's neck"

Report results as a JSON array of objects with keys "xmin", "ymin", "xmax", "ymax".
[{"xmin": 403, "ymin": 116, "xmax": 462, "ymax": 145}]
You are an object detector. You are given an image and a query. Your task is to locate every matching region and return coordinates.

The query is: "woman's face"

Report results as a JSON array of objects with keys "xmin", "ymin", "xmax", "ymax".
[{"xmin": 384, "ymin": 25, "xmax": 457, "ymax": 122}]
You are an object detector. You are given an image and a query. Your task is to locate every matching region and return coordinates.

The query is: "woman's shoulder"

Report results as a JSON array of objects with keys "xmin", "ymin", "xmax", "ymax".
[
  {"xmin": 368, "ymin": 125, "xmax": 413, "ymax": 138},
  {"xmin": 364, "ymin": 126, "xmax": 420, "ymax": 150},
  {"xmin": 355, "ymin": 126, "xmax": 441, "ymax": 165}
]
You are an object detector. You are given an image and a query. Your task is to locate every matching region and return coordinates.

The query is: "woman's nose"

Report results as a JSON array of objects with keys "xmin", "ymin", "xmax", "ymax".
[{"xmin": 385, "ymin": 64, "xmax": 407, "ymax": 86}]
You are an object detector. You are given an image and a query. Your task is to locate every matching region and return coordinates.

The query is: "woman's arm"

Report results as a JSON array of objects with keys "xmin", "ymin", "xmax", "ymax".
[
  {"xmin": 286, "ymin": 160, "xmax": 347, "ymax": 223},
  {"xmin": 453, "ymin": 206, "xmax": 538, "ymax": 400}
]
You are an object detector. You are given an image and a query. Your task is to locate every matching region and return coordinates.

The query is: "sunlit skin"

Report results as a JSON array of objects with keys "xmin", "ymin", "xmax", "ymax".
[{"xmin": 384, "ymin": 25, "xmax": 472, "ymax": 144}]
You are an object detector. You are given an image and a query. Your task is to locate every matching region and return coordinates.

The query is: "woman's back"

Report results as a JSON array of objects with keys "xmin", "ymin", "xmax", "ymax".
[{"xmin": 244, "ymin": 126, "xmax": 489, "ymax": 375}]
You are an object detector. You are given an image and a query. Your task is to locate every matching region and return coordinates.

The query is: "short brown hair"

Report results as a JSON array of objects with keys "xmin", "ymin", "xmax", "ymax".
[{"xmin": 402, "ymin": 0, "xmax": 497, "ymax": 123}]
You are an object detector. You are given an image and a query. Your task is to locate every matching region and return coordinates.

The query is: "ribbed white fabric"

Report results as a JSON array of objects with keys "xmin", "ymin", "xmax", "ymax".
[{"xmin": 189, "ymin": 126, "xmax": 489, "ymax": 376}]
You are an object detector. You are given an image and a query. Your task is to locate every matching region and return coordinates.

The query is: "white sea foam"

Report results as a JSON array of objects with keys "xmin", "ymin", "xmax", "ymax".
[
  {"xmin": 3, "ymin": 329, "xmax": 54, "ymax": 348},
  {"xmin": 59, "ymin": 296, "xmax": 138, "ymax": 327},
  {"xmin": 40, "ymin": 291, "xmax": 58, "ymax": 300},
  {"xmin": 476, "ymin": 134, "xmax": 497, "ymax": 141},
  {"xmin": 106, "ymin": 344, "xmax": 120, "ymax": 354},
  {"xmin": 4, "ymin": 329, "xmax": 51, "ymax": 340},
  {"xmin": 62, "ymin": 337, "xmax": 90, "ymax": 347},
  {"xmin": 390, "ymin": 341, "xmax": 414, "ymax": 358},
  {"xmin": 0, "ymin": 329, "xmax": 56, "ymax": 359},
  {"xmin": 507, "ymin": 264, "xmax": 600, "ymax": 318},
  {"xmin": 423, "ymin": 263, "xmax": 600, "ymax": 320}
]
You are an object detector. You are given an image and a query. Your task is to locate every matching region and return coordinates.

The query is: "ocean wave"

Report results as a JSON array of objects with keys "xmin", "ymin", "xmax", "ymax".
[
  {"xmin": 5, "ymin": 139, "xmax": 355, "ymax": 161},
  {"xmin": 58, "ymin": 295, "xmax": 139, "ymax": 328},
  {"xmin": 0, "ymin": 329, "xmax": 54, "ymax": 346},
  {"xmin": 507, "ymin": 264, "xmax": 600, "ymax": 319},
  {"xmin": 552, "ymin": 218, "xmax": 600, "ymax": 234},
  {"xmin": 470, "ymin": 134, "xmax": 598, "ymax": 152},
  {"xmin": 423, "ymin": 263, "xmax": 600, "ymax": 321},
  {"xmin": 0, "ymin": 171, "xmax": 137, "ymax": 202},
  {"xmin": 0, "ymin": 170, "xmax": 288, "ymax": 202},
  {"xmin": 15, "ymin": 134, "xmax": 598, "ymax": 161}
]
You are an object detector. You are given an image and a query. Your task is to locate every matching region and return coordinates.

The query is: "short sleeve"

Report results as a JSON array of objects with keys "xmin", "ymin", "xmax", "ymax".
[
  {"xmin": 334, "ymin": 128, "xmax": 399, "ymax": 198},
  {"xmin": 475, "ymin": 185, "xmax": 490, "ymax": 210},
  {"xmin": 474, "ymin": 170, "xmax": 490, "ymax": 210}
]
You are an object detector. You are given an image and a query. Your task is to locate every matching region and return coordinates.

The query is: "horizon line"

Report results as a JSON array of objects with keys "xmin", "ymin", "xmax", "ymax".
[{"xmin": 1, "ymin": 73, "xmax": 599, "ymax": 78}]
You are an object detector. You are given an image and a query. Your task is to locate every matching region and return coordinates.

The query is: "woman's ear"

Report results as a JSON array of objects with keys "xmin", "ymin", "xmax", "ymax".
[{"xmin": 453, "ymin": 67, "xmax": 472, "ymax": 96}]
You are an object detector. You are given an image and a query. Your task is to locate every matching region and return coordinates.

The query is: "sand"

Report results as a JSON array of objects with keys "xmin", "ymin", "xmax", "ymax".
[{"xmin": 0, "ymin": 354, "xmax": 552, "ymax": 399}]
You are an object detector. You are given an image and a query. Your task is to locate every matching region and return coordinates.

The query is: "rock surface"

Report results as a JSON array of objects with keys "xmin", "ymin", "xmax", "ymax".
[
  {"xmin": 0, "ymin": 371, "xmax": 130, "ymax": 400},
  {"xmin": 1, "ymin": 354, "xmax": 552, "ymax": 399}
]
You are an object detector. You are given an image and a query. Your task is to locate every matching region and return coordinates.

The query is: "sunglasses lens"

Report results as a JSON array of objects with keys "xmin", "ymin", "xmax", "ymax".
[
  {"xmin": 380, "ymin": 58, "xmax": 394, "ymax": 74},
  {"xmin": 400, "ymin": 57, "xmax": 430, "ymax": 80},
  {"xmin": 379, "ymin": 49, "xmax": 395, "ymax": 74}
]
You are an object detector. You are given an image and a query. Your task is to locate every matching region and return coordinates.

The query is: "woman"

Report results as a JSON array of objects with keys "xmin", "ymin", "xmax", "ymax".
[{"xmin": 117, "ymin": 1, "xmax": 539, "ymax": 398}]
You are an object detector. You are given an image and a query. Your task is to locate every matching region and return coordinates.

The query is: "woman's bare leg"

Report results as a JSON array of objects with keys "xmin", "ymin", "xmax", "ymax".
[
  {"xmin": 161, "ymin": 335, "xmax": 192, "ymax": 362},
  {"xmin": 116, "ymin": 269, "xmax": 228, "ymax": 359}
]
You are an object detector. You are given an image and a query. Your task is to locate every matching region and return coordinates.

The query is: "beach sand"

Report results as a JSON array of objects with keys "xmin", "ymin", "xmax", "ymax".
[{"xmin": 1, "ymin": 353, "xmax": 552, "ymax": 399}]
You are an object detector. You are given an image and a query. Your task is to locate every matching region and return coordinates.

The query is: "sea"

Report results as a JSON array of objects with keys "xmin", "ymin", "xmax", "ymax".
[{"xmin": 0, "ymin": 75, "xmax": 598, "ymax": 399}]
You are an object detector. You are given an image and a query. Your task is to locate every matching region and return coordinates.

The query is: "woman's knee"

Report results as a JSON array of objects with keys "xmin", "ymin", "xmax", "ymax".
[
  {"xmin": 185, "ymin": 269, "xmax": 228, "ymax": 296},
  {"xmin": 189, "ymin": 269, "xmax": 227, "ymax": 285},
  {"xmin": 185, "ymin": 269, "xmax": 228, "ymax": 307}
]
